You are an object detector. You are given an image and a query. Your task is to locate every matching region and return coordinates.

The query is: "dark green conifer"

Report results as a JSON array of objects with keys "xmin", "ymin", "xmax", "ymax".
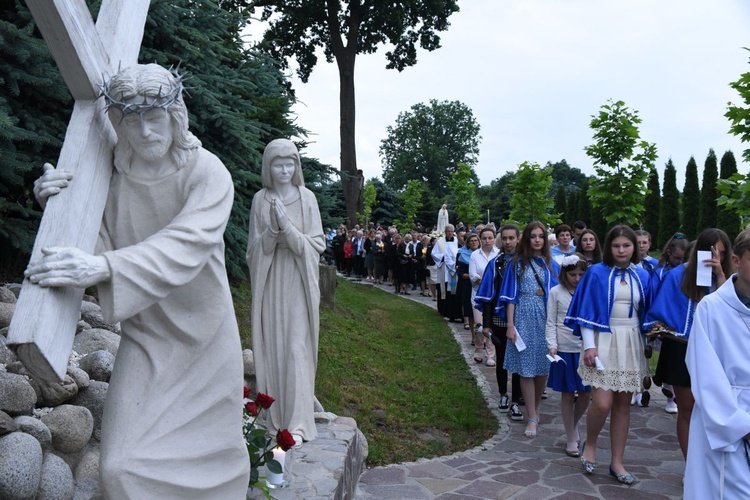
[
  {"xmin": 659, "ymin": 159, "xmax": 681, "ymax": 248},
  {"xmin": 698, "ymin": 149, "xmax": 718, "ymax": 231},
  {"xmin": 644, "ymin": 166, "xmax": 660, "ymax": 238},
  {"xmin": 717, "ymin": 150, "xmax": 741, "ymax": 241},
  {"xmin": 555, "ymin": 185, "xmax": 567, "ymax": 222},
  {"xmin": 682, "ymin": 156, "xmax": 701, "ymax": 239}
]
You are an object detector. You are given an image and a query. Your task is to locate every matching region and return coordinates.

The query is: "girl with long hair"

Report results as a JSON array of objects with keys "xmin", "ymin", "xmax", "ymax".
[
  {"xmin": 565, "ymin": 225, "xmax": 651, "ymax": 484},
  {"xmin": 644, "ymin": 228, "xmax": 732, "ymax": 460},
  {"xmin": 500, "ymin": 221, "xmax": 560, "ymax": 438}
]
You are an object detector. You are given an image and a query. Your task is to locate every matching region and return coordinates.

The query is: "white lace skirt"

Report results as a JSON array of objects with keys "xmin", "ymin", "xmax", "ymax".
[{"xmin": 578, "ymin": 318, "xmax": 649, "ymax": 393}]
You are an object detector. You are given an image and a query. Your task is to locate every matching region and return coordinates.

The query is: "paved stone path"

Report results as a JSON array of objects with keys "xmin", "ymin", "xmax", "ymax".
[{"xmin": 352, "ymin": 279, "xmax": 685, "ymax": 499}]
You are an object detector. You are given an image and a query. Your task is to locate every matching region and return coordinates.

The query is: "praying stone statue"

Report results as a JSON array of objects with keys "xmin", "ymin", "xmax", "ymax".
[
  {"xmin": 26, "ymin": 64, "xmax": 250, "ymax": 498},
  {"xmin": 246, "ymin": 139, "xmax": 325, "ymax": 445}
]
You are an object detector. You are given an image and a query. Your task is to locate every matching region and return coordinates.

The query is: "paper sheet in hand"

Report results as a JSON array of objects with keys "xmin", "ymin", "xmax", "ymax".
[
  {"xmin": 696, "ymin": 250, "xmax": 713, "ymax": 287},
  {"xmin": 514, "ymin": 330, "xmax": 527, "ymax": 352},
  {"xmin": 546, "ymin": 354, "xmax": 566, "ymax": 363}
]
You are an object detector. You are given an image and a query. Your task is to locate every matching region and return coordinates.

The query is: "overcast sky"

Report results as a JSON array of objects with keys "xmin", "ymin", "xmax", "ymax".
[{"xmin": 248, "ymin": 0, "xmax": 750, "ymax": 187}]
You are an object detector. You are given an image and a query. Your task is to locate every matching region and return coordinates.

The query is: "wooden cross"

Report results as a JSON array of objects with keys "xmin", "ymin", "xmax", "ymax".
[{"xmin": 7, "ymin": 0, "xmax": 150, "ymax": 384}]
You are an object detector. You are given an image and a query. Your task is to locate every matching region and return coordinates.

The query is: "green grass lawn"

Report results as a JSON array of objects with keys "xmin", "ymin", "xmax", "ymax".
[{"xmin": 233, "ymin": 278, "xmax": 496, "ymax": 466}]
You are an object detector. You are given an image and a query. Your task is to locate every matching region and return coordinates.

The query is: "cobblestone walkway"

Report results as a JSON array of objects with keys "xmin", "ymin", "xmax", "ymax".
[{"xmin": 352, "ymin": 279, "xmax": 684, "ymax": 499}]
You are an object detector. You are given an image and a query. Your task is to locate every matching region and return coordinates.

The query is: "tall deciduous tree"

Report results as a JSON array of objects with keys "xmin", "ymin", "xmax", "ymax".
[
  {"xmin": 726, "ymin": 47, "xmax": 750, "ymax": 164},
  {"xmin": 359, "ymin": 180, "xmax": 377, "ymax": 228},
  {"xmin": 252, "ymin": 0, "xmax": 460, "ymax": 227},
  {"xmin": 585, "ymin": 99, "xmax": 657, "ymax": 227},
  {"xmin": 659, "ymin": 159, "xmax": 681, "ymax": 248},
  {"xmin": 380, "ymin": 99, "xmax": 481, "ymax": 197},
  {"xmin": 476, "ymin": 171, "xmax": 516, "ymax": 225},
  {"xmin": 698, "ymin": 148, "xmax": 719, "ymax": 231},
  {"xmin": 447, "ymin": 162, "xmax": 481, "ymax": 227},
  {"xmin": 509, "ymin": 161, "xmax": 560, "ymax": 227},
  {"xmin": 547, "ymin": 159, "xmax": 587, "ymax": 197},
  {"xmin": 682, "ymin": 156, "xmax": 701, "ymax": 239},
  {"xmin": 717, "ymin": 150, "xmax": 741, "ymax": 241},
  {"xmin": 393, "ymin": 179, "xmax": 423, "ymax": 232},
  {"xmin": 644, "ymin": 166, "xmax": 661, "ymax": 237}
]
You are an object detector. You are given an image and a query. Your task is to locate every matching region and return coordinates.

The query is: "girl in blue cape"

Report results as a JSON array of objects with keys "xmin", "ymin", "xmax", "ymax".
[
  {"xmin": 500, "ymin": 221, "xmax": 560, "ymax": 438},
  {"xmin": 652, "ymin": 232, "xmax": 689, "ymax": 285},
  {"xmin": 644, "ymin": 228, "xmax": 731, "ymax": 461},
  {"xmin": 564, "ymin": 225, "xmax": 650, "ymax": 485}
]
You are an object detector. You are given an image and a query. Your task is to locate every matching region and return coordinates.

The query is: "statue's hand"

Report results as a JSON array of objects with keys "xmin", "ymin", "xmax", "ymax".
[
  {"xmin": 33, "ymin": 163, "xmax": 73, "ymax": 209},
  {"xmin": 25, "ymin": 247, "xmax": 110, "ymax": 288},
  {"xmin": 273, "ymin": 200, "xmax": 289, "ymax": 231},
  {"xmin": 269, "ymin": 200, "xmax": 280, "ymax": 231}
]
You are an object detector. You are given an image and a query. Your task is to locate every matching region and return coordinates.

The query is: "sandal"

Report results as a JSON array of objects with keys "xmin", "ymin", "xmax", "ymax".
[
  {"xmin": 524, "ymin": 418, "xmax": 538, "ymax": 438},
  {"xmin": 473, "ymin": 349, "xmax": 483, "ymax": 363},
  {"xmin": 463, "ymin": 324, "xmax": 470, "ymax": 330}
]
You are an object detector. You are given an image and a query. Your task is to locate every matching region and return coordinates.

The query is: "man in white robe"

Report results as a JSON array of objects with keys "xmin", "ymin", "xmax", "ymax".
[
  {"xmin": 27, "ymin": 64, "xmax": 249, "ymax": 498},
  {"xmin": 431, "ymin": 223, "xmax": 460, "ymax": 320},
  {"xmin": 685, "ymin": 231, "xmax": 750, "ymax": 499}
]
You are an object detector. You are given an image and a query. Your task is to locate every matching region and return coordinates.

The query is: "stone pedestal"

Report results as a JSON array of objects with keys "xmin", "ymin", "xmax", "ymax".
[{"xmin": 319, "ymin": 264, "xmax": 337, "ymax": 309}]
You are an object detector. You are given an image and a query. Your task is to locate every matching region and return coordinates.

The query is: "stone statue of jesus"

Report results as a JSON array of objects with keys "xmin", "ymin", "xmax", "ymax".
[{"xmin": 27, "ymin": 63, "xmax": 250, "ymax": 498}]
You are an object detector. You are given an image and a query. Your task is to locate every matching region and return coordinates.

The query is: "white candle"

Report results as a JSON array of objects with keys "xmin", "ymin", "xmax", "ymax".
[{"xmin": 267, "ymin": 447, "xmax": 286, "ymax": 485}]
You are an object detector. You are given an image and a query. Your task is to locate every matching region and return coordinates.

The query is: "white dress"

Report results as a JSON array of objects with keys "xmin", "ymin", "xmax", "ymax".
[
  {"xmin": 685, "ymin": 276, "xmax": 750, "ymax": 499},
  {"xmin": 578, "ymin": 278, "xmax": 649, "ymax": 392}
]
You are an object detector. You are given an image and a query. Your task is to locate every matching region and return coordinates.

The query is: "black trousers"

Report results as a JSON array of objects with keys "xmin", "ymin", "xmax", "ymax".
[{"xmin": 490, "ymin": 324, "xmax": 521, "ymax": 402}]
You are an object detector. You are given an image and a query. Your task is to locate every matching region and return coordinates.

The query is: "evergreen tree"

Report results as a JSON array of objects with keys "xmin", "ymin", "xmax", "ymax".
[
  {"xmin": 566, "ymin": 189, "xmax": 579, "ymax": 225},
  {"xmin": 577, "ymin": 180, "xmax": 592, "ymax": 229},
  {"xmin": 138, "ymin": 0, "xmax": 299, "ymax": 277},
  {"xmin": 698, "ymin": 148, "xmax": 719, "ymax": 231},
  {"xmin": 554, "ymin": 185, "xmax": 567, "ymax": 222},
  {"xmin": 682, "ymin": 156, "xmax": 701, "ymax": 239},
  {"xmin": 717, "ymin": 150, "xmax": 741, "ymax": 241},
  {"xmin": 368, "ymin": 178, "xmax": 403, "ymax": 227},
  {"xmin": 301, "ymin": 157, "xmax": 345, "ymax": 230},
  {"xmin": 644, "ymin": 166, "xmax": 661, "ymax": 237},
  {"xmin": 0, "ymin": 4, "xmax": 72, "ymax": 278},
  {"xmin": 659, "ymin": 159, "xmax": 681, "ymax": 248}
]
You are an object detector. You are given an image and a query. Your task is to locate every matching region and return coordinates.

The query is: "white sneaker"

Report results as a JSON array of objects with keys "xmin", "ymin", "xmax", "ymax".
[
  {"xmin": 630, "ymin": 393, "xmax": 637, "ymax": 406},
  {"xmin": 665, "ymin": 399, "xmax": 678, "ymax": 414}
]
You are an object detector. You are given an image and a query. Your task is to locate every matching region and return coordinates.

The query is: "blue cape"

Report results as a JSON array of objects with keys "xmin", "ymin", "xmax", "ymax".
[
  {"xmin": 643, "ymin": 264, "xmax": 698, "ymax": 338},
  {"xmin": 564, "ymin": 262, "xmax": 650, "ymax": 336},
  {"xmin": 474, "ymin": 253, "xmax": 514, "ymax": 315},
  {"xmin": 498, "ymin": 256, "xmax": 560, "ymax": 306}
]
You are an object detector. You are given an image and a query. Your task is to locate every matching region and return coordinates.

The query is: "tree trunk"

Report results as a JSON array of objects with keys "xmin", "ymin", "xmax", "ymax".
[{"xmin": 337, "ymin": 52, "xmax": 363, "ymax": 228}]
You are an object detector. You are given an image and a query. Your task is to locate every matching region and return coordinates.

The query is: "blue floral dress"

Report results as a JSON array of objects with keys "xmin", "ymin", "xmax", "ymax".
[{"xmin": 500, "ymin": 257, "xmax": 559, "ymax": 377}]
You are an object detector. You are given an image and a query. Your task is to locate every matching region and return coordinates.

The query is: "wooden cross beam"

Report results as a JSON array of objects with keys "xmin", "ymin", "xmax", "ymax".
[{"xmin": 7, "ymin": 0, "xmax": 150, "ymax": 384}]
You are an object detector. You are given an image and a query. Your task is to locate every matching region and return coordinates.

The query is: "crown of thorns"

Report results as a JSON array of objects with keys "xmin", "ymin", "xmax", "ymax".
[{"xmin": 100, "ymin": 65, "xmax": 186, "ymax": 117}]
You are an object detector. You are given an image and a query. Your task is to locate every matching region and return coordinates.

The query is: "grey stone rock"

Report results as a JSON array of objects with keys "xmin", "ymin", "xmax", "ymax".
[
  {"xmin": 73, "ymin": 449, "xmax": 101, "ymax": 500},
  {"xmin": 0, "ymin": 334, "xmax": 17, "ymax": 364},
  {"xmin": 0, "ymin": 431, "xmax": 43, "ymax": 500},
  {"xmin": 0, "ymin": 302, "xmax": 14, "ymax": 329},
  {"xmin": 76, "ymin": 321, "xmax": 91, "ymax": 333},
  {"xmin": 0, "ymin": 286, "xmax": 16, "ymax": 304},
  {"xmin": 37, "ymin": 452, "xmax": 74, "ymax": 500},
  {"xmin": 31, "ymin": 374, "xmax": 79, "ymax": 407},
  {"xmin": 0, "ymin": 326, "xmax": 7, "ymax": 338},
  {"xmin": 5, "ymin": 360, "xmax": 26, "ymax": 375},
  {"xmin": 78, "ymin": 350, "xmax": 114, "ymax": 382},
  {"xmin": 13, "ymin": 415, "xmax": 52, "ymax": 450},
  {"xmin": 5, "ymin": 283, "xmax": 21, "ymax": 298},
  {"xmin": 0, "ymin": 371, "xmax": 36, "ymax": 416},
  {"xmin": 79, "ymin": 302, "xmax": 117, "ymax": 332},
  {"xmin": 40, "ymin": 405, "xmax": 93, "ymax": 454},
  {"xmin": 66, "ymin": 366, "xmax": 90, "ymax": 391},
  {"xmin": 0, "ymin": 410, "xmax": 18, "ymax": 435},
  {"xmin": 69, "ymin": 381, "xmax": 107, "ymax": 441},
  {"xmin": 242, "ymin": 349, "xmax": 255, "ymax": 376},
  {"xmin": 72, "ymin": 329, "xmax": 120, "ymax": 357}
]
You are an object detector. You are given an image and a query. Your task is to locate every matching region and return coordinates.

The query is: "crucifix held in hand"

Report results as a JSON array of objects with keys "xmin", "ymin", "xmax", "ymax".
[{"xmin": 7, "ymin": 0, "xmax": 150, "ymax": 384}]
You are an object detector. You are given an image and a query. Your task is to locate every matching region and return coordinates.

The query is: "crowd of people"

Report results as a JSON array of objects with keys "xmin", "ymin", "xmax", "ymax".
[{"xmin": 334, "ymin": 217, "xmax": 750, "ymax": 495}]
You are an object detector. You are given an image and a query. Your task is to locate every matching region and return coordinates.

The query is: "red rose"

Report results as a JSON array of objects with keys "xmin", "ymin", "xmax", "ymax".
[
  {"xmin": 276, "ymin": 429, "xmax": 296, "ymax": 451},
  {"xmin": 256, "ymin": 393, "xmax": 275, "ymax": 409},
  {"xmin": 244, "ymin": 401, "xmax": 259, "ymax": 416},
  {"xmin": 243, "ymin": 387, "xmax": 251, "ymax": 399}
]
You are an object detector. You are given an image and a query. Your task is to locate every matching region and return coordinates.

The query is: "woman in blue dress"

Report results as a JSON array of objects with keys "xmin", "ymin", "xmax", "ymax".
[{"xmin": 500, "ymin": 221, "xmax": 560, "ymax": 438}]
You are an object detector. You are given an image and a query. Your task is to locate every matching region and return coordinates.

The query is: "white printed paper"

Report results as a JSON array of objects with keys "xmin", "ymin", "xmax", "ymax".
[
  {"xmin": 696, "ymin": 250, "xmax": 713, "ymax": 287},
  {"xmin": 546, "ymin": 354, "xmax": 566, "ymax": 363},
  {"xmin": 514, "ymin": 330, "xmax": 527, "ymax": 352},
  {"xmin": 594, "ymin": 356, "xmax": 605, "ymax": 371}
]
